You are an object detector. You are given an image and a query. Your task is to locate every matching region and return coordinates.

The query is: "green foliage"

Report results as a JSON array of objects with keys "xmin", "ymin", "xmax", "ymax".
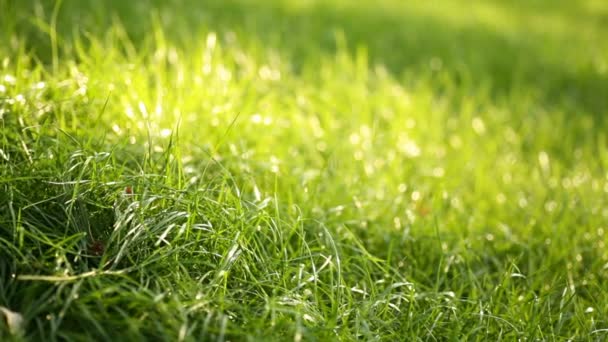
[{"xmin": 1, "ymin": 0, "xmax": 607, "ymax": 340}]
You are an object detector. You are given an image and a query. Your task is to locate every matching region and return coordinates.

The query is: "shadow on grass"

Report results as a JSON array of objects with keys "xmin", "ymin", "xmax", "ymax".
[{"xmin": 3, "ymin": 0, "xmax": 607, "ymax": 121}]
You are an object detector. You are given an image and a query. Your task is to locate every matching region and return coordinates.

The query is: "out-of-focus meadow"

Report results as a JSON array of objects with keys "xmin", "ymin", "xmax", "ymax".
[{"xmin": 1, "ymin": 0, "xmax": 607, "ymax": 340}]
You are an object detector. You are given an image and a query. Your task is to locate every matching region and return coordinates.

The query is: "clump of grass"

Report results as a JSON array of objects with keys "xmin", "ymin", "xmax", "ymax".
[{"xmin": 1, "ymin": 0, "xmax": 608, "ymax": 340}]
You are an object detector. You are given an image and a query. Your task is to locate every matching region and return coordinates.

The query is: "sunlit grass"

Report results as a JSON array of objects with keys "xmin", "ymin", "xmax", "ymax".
[{"xmin": 1, "ymin": 0, "xmax": 608, "ymax": 340}]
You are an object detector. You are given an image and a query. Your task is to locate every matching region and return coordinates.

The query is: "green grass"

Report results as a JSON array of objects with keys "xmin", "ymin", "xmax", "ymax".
[{"xmin": 1, "ymin": 0, "xmax": 608, "ymax": 340}]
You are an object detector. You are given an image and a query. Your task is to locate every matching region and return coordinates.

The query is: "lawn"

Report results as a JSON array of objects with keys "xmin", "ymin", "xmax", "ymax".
[{"xmin": 1, "ymin": 0, "xmax": 608, "ymax": 340}]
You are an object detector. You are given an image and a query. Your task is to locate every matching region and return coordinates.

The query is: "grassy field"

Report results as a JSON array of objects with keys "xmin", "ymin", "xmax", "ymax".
[{"xmin": 1, "ymin": 0, "xmax": 608, "ymax": 340}]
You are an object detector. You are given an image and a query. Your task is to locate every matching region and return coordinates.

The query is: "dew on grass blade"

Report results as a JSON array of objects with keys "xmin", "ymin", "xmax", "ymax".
[
  {"xmin": 138, "ymin": 101, "xmax": 148, "ymax": 118},
  {"xmin": 206, "ymin": 32, "xmax": 217, "ymax": 49},
  {"xmin": 3, "ymin": 74, "xmax": 16, "ymax": 84},
  {"xmin": 472, "ymin": 117, "xmax": 486, "ymax": 135},
  {"xmin": 432, "ymin": 167, "xmax": 445, "ymax": 178},
  {"xmin": 112, "ymin": 124, "xmax": 122, "ymax": 135},
  {"xmin": 258, "ymin": 65, "xmax": 281, "ymax": 81},
  {"xmin": 544, "ymin": 201, "xmax": 557, "ymax": 213},
  {"xmin": 251, "ymin": 113, "xmax": 263, "ymax": 124},
  {"xmin": 349, "ymin": 132, "xmax": 361, "ymax": 145},
  {"xmin": 393, "ymin": 217, "xmax": 401, "ymax": 229},
  {"xmin": 538, "ymin": 151, "xmax": 550, "ymax": 173},
  {"xmin": 160, "ymin": 128, "xmax": 172, "ymax": 137},
  {"xmin": 125, "ymin": 105, "xmax": 135, "ymax": 119},
  {"xmin": 411, "ymin": 191, "xmax": 421, "ymax": 201},
  {"xmin": 449, "ymin": 135, "xmax": 462, "ymax": 149},
  {"xmin": 397, "ymin": 134, "xmax": 421, "ymax": 157},
  {"xmin": 518, "ymin": 195, "xmax": 528, "ymax": 208}
]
